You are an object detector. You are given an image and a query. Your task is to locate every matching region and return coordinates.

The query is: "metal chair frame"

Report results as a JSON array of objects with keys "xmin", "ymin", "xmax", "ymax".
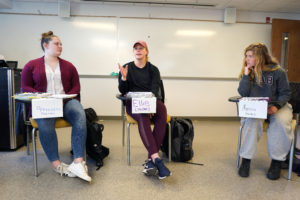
[
  {"xmin": 118, "ymin": 96, "xmax": 171, "ymax": 165},
  {"xmin": 29, "ymin": 118, "xmax": 86, "ymax": 177},
  {"xmin": 125, "ymin": 111, "xmax": 172, "ymax": 165}
]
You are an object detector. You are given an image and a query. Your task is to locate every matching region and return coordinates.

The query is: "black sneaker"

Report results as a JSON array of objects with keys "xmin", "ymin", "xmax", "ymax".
[
  {"xmin": 154, "ymin": 158, "xmax": 171, "ymax": 180},
  {"xmin": 142, "ymin": 160, "xmax": 157, "ymax": 176},
  {"xmin": 267, "ymin": 159, "xmax": 281, "ymax": 180},
  {"xmin": 238, "ymin": 158, "xmax": 251, "ymax": 177}
]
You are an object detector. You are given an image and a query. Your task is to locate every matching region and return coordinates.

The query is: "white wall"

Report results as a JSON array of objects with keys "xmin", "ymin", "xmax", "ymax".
[
  {"xmin": 1, "ymin": 1, "xmax": 300, "ymax": 117},
  {"xmin": 79, "ymin": 77, "xmax": 239, "ymax": 117}
]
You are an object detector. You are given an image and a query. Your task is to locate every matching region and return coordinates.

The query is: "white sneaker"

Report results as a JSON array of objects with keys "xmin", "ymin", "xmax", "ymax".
[
  {"xmin": 68, "ymin": 161, "xmax": 91, "ymax": 182},
  {"xmin": 53, "ymin": 162, "xmax": 76, "ymax": 177},
  {"xmin": 82, "ymin": 161, "xmax": 88, "ymax": 173}
]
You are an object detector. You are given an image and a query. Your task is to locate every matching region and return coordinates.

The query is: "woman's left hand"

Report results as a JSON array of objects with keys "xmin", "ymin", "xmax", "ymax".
[
  {"xmin": 268, "ymin": 106, "xmax": 278, "ymax": 115},
  {"xmin": 149, "ymin": 113, "xmax": 155, "ymax": 119},
  {"xmin": 118, "ymin": 63, "xmax": 128, "ymax": 80}
]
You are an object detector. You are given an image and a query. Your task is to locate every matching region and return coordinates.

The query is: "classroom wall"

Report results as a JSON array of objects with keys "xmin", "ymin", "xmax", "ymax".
[{"xmin": 1, "ymin": 1, "xmax": 300, "ymax": 117}]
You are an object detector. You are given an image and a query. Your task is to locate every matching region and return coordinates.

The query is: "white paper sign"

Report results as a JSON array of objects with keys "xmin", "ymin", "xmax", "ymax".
[
  {"xmin": 32, "ymin": 98, "xmax": 63, "ymax": 119},
  {"xmin": 239, "ymin": 98, "xmax": 268, "ymax": 119},
  {"xmin": 132, "ymin": 97, "xmax": 156, "ymax": 114}
]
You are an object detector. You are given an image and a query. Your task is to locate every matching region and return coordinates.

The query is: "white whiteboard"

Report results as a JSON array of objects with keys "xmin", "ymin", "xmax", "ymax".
[
  {"xmin": 0, "ymin": 14, "xmax": 118, "ymax": 75},
  {"xmin": 118, "ymin": 18, "xmax": 271, "ymax": 78},
  {"xmin": 0, "ymin": 14, "xmax": 271, "ymax": 78}
]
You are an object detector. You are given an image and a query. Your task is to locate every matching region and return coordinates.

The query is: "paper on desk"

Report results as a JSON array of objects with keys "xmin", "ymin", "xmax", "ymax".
[
  {"xmin": 50, "ymin": 94, "xmax": 77, "ymax": 99},
  {"xmin": 240, "ymin": 97, "xmax": 270, "ymax": 101},
  {"xmin": 13, "ymin": 93, "xmax": 51, "ymax": 100},
  {"xmin": 32, "ymin": 98, "xmax": 63, "ymax": 119},
  {"xmin": 126, "ymin": 92, "xmax": 154, "ymax": 98}
]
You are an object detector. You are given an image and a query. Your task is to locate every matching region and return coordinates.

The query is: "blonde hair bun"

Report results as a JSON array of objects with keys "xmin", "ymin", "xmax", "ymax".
[{"xmin": 41, "ymin": 31, "xmax": 54, "ymax": 39}]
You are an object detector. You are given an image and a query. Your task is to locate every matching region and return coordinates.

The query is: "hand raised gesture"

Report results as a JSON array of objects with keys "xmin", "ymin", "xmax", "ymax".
[{"xmin": 118, "ymin": 63, "xmax": 128, "ymax": 81}]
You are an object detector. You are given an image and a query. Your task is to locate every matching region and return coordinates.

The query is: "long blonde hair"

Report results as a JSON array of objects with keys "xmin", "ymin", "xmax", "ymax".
[
  {"xmin": 238, "ymin": 43, "xmax": 280, "ymax": 85},
  {"xmin": 144, "ymin": 46, "xmax": 149, "ymax": 62}
]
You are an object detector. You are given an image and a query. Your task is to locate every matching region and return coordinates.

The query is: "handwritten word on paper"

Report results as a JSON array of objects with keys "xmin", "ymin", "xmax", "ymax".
[
  {"xmin": 239, "ymin": 98, "xmax": 268, "ymax": 119},
  {"xmin": 32, "ymin": 98, "xmax": 63, "ymax": 119},
  {"xmin": 132, "ymin": 97, "xmax": 156, "ymax": 114}
]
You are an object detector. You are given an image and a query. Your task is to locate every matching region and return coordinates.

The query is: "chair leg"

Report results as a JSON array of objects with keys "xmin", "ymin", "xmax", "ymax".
[
  {"xmin": 168, "ymin": 122, "xmax": 171, "ymax": 162},
  {"xmin": 23, "ymin": 102, "xmax": 30, "ymax": 155},
  {"xmin": 237, "ymin": 124, "xmax": 243, "ymax": 169},
  {"xmin": 127, "ymin": 123, "xmax": 131, "ymax": 165},
  {"xmin": 288, "ymin": 116, "xmax": 299, "ymax": 180},
  {"xmin": 26, "ymin": 125, "xmax": 30, "ymax": 155},
  {"xmin": 288, "ymin": 136, "xmax": 295, "ymax": 180},
  {"xmin": 32, "ymin": 128, "xmax": 38, "ymax": 177},
  {"xmin": 122, "ymin": 103, "xmax": 125, "ymax": 147}
]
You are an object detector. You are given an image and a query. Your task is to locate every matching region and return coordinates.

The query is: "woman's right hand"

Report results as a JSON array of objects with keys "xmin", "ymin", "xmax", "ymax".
[
  {"xmin": 244, "ymin": 64, "xmax": 254, "ymax": 76},
  {"xmin": 118, "ymin": 63, "xmax": 128, "ymax": 81}
]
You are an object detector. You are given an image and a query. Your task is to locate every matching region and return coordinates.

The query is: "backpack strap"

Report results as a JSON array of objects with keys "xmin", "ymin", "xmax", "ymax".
[{"xmin": 183, "ymin": 161, "xmax": 204, "ymax": 166}]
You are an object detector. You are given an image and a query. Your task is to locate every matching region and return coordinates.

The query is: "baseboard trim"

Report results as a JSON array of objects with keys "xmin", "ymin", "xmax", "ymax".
[{"xmin": 98, "ymin": 116, "xmax": 240, "ymax": 121}]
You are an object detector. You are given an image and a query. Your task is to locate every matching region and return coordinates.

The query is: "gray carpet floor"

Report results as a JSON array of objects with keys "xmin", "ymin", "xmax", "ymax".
[{"xmin": 0, "ymin": 119, "xmax": 299, "ymax": 200}]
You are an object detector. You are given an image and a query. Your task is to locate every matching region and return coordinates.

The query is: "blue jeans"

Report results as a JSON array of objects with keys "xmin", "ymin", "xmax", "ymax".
[{"xmin": 35, "ymin": 99, "xmax": 86, "ymax": 162}]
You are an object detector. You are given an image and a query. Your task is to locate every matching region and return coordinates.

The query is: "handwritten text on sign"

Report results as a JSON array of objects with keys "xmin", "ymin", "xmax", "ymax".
[
  {"xmin": 238, "ymin": 99, "xmax": 268, "ymax": 119},
  {"xmin": 132, "ymin": 97, "xmax": 156, "ymax": 114},
  {"xmin": 32, "ymin": 98, "xmax": 63, "ymax": 119}
]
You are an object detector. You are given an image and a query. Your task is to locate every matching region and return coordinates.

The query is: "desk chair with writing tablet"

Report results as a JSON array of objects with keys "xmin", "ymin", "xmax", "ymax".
[
  {"xmin": 229, "ymin": 82, "xmax": 300, "ymax": 180},
  {"xmin": 117, "ymin": 79, "xmax": 172, "ymax": 165},
  {"xmin": 30, "ymin": 118, "xmax": 71, "ymax": 177}
]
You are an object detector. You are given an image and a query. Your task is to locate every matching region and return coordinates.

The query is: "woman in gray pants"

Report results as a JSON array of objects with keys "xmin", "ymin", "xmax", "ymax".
[{"xmin": 237, "ymin": 43, "xmax": 292, "ymax": 180}]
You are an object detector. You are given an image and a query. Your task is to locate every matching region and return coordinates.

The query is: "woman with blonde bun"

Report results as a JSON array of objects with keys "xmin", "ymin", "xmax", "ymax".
[{"xmin": 21, "ymin": 31, "xmax": 91, "ymax": 182}]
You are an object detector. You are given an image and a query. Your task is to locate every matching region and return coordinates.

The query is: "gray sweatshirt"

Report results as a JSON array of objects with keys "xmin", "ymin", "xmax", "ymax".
[{"xmin": 238, "ymin": 65, "xmax": 290, "ymax": 109}]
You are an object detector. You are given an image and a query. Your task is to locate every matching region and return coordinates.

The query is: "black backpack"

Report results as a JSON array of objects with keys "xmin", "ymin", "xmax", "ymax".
[
  {"xmin": 162, "ymin": 118, "xmax": 194, "ymax": 162},
  {"xmin": 292, "ymin": 155, "xmax": 300, "ymax": 175},
  {"xmin": 283, "ymin": 151, "xmax": 300, "ymax": 176},
  {"xmin": 85, "ymin": 108, "xmax": 98, "ymax": 124},
  {"xmin": 289, "ymin": 82, "xmax": 300, "ymax": 113},
  {"xmin": 84, "ymin": 108, "xmax": 109, "ymax": 170},
  {"xmin": 287, "ymin": 82, "xmax": 300, "ymax": 176}
]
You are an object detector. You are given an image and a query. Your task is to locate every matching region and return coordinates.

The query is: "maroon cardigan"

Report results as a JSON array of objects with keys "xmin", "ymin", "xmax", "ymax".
[{"xmin": 21, "ymin": 56, "xmax": 81, "ymax": 101}]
